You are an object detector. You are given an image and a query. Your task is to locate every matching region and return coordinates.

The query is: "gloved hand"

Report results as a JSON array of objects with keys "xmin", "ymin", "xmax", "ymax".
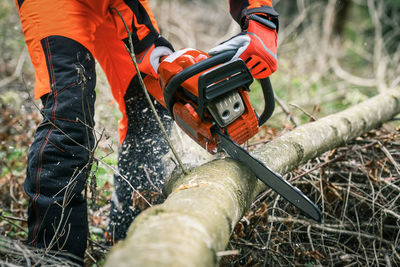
[
  {"xmin": 136, "ymin": 36, "xmax": 174, "ymax": 78},
  {"xmin": 133, "ymin": 36, "xmax": 174, "ymax": 105},
  {"xmin": 209, "ymin": 15, "xmax": 278, "ymax": 79}
]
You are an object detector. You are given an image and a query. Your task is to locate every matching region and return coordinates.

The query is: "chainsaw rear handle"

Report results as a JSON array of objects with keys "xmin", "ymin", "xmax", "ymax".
[{"xmin": 163, "ymin": 49, "xmax": 275, "ymax": 127}]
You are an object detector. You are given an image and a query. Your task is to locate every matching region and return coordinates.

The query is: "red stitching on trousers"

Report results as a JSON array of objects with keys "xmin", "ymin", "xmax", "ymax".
[
  {"xmin": 57, "ymin": 82, "xmax": 77, "ymax": 95},
  {"xmin": 31, "ymin": 37, "xmax": 58, "ymax": 246},
  {"xmin": 46, "ymin": 137, "xmax": 65, "ymax": 153},
  {"xmin": 31, "ymin": 126, "xmax": 53, "ymax": 246},
  {"xmin": 54, "ymin": 117, "xmax": 79, "ymax": 123}
]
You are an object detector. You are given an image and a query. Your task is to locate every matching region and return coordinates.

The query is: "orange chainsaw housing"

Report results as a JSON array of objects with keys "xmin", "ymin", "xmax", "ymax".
[{"xmin": 158, "ymin": 49, "xmax": 259, "ymax": 153}]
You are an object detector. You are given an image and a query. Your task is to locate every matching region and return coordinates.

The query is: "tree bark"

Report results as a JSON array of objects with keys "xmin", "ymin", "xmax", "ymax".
[{"xmin": 105, "ymin": 89, "xmax": 400, "ymax": 267}]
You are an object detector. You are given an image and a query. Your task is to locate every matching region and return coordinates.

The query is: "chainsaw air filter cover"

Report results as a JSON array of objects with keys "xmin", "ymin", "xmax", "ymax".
[{"xmin": 207, "ymin": 90, "xmax": 245, "ymax": 127}]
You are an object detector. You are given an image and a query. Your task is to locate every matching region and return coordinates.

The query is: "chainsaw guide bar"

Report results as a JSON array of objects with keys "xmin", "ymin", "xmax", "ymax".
[{"xmin": 217, "ymin": 131, "xmax": 322, "ymax": 222}]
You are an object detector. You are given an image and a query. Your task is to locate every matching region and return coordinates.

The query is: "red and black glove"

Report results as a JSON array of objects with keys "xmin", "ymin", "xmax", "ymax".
[{"xmin": 209, "ymin": 14, "xmax": 278, "ymax": 79}]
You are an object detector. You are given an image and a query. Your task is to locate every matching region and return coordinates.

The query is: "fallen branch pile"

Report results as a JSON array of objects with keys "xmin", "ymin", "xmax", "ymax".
[{"xmin": 224, "ymin": 127, "xmax": 400, "ymax": 266}]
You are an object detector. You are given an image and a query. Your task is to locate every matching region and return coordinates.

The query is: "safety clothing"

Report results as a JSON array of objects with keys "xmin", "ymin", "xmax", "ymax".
[
  {"xmin": 229, "ymin": 0, "xmax": 278, "ymax": 29},
  {"xmin": 210, "ymin": 1, "xmax": 279, "ymax": 79},
  {"xmin": 15, "ymin": 0, "xmax": 278, "ymax": 264},
  {"xmin": 209, "ymin": 15, "xmax": 278, "ymax": 79}
]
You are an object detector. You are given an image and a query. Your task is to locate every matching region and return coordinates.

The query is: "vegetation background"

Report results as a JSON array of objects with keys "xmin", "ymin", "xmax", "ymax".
[{"xmin": 0, "ymin": 0, "xmax": 399, "ymax": 266}]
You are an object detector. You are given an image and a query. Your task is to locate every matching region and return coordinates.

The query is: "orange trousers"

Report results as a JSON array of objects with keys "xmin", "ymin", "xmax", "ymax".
[
  {"xmin": 16, "ymin": 0, "xmax": 163, "ymax": 144},
  {"xmin": 16, "ymin": 0, "xmax": 173, "ymax": 263}
]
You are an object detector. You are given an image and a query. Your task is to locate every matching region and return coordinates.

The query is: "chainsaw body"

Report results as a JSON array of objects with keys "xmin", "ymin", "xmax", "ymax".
[{"xmin": 158, "ymin": 48, "xmax": 273, "ymax": 153}]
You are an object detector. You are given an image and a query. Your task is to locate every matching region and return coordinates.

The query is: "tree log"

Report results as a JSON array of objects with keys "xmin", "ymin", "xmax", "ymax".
[{"xmin": 105, "ymin": 89, "xmax": 400, "ymax": 267}]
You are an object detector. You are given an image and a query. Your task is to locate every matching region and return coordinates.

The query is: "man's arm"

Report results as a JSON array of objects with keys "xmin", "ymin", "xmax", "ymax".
[
  {"xmin": 229, "ymin": 0, "xmax": 279, "ymax": 30},
  {"xmin": 110, "ymin": 0, "xmax": 174, "ymax": 79},
  {"xmin": 209, "ymin": 0, "xmax": 279, "ymax": 79}
]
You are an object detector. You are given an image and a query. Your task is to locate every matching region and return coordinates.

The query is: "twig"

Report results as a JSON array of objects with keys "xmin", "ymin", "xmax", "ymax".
[
  {"xmin": 267, "ymin": 216, "xmax": 396, "ymax": 246},
  {"xmin": 46, "ymin": 176, "xmax": 76, "ymax": 253},
  {"xmin": 313, "ymin": 0, "xmax": 335, "ymax": 82},
  {"xmin": 85, "ymin": 250, "xmax": 100, "ymax": 267},
  {"xmin": 277, "ymin": 4, "xmax": 309, "ymax": 47},
  {"xmin": 335, "ymin": 184, "xmax": 400, "ymax": 220},
  {"xmin": 0, "ymin": 48, "xmax": 27, "ymax": 89},
  {"xmin": 0, "ymin": 212, "xmax": 27, "ymax": 222},
  {"xmin": 329, "ymin": 56, "xmax": 377, "ymax": 87},
  {"xmin": 246, "ymin": 138, "xmax": 272, "ymax": 148},
  {"xmin": 143, "ymin": 166, "xmax": 163, "ymax": 194},
  {"xmin": 390, "ymin": 76, "xmax": 400, "ymax": 89},
  {"xmin": 93, "ymin": 155, "xmax": 152, "ymax": 207},
  {"xmin": 266, "ymin": 195, "xmax": 280, "ymax": 249},
  {"xmin": 368, "ymin": 0, "xmax": 387, "ymax": 92},
  {"xmin": 289, "ymin": 103, "xmax": 317, "ymax": 121},
  {"xmin": 274, "ymin": 95, "xmax": 298, "ymax": 127},
  {"xmin": 0, "ymin": 214, "xmax": 27, "ymax": 233},
  {"xmin": 384, "ymin": 253, "xmax": 392, "ymax": 267},
  {"xmin": 291, "ymin": 153, "xmax": 346, "ymax": 181},
  {"xmin": 378, "ymin": 141, "xmax": 400, "ymax": 175},
  {"xmin": 0, "ymin": 236, "xmax": 80, "ymax": 266},
  {"xmin": 341, "ymin": 172, "xmax": 352, "ymax": 223},
  {"xmin": 216, "ymin": 250, "xmax": 240, "ymax": 257},
  {"xmin": 110, "ymin": 7, "xmax": 188, "ymax": 175},
  {"xmin": 87, "ymin": 237, "xmax": 110, "ymax": 251}
]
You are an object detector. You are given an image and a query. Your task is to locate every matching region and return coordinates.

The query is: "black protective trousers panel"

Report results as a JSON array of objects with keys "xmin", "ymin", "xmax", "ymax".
[
  {"xmin": 108, "ymin": 75, "xmax": 173, "ymax": 240},
  {"xmin": 24, "ymin": 36, "xmax": 96, "ymax": 264}
]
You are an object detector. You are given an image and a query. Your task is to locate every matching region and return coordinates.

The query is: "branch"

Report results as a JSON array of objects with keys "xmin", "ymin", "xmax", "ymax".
[
  {"xmin": 329, "ymin": 57, "xmax": 377, "ymax": 87},
  {"xmin": 105, "ymin": 88, "xmax": 400, "ymax": 266},
  {"xmin": 0, "ymin": 49, "xmax": 27, "ymax": 89}
]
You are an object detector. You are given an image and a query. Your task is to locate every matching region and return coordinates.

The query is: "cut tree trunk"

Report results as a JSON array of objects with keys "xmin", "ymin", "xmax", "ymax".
[{"xmin": 105, "ymin": 89, "xmax": 400, "ymax": 267}]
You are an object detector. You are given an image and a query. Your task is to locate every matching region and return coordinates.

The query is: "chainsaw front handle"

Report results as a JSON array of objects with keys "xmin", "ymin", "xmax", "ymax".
[{"xmin": 258, "ymin": 78, "xmax": 275, "ymax": 126}]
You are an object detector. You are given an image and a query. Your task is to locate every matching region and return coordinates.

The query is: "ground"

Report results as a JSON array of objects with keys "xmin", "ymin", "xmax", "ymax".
[{"xmin": 1, "ymin": 93, "xmax": 399, "ymax": 266}]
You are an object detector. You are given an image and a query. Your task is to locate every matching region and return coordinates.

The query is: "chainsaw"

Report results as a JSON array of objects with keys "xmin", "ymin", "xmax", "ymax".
[{"xmin": 158, "ymin": 48, "xmax": 322, "ymax": 222}]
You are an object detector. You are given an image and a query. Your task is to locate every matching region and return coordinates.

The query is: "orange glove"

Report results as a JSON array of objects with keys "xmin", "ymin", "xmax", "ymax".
[
  {"xmin": 136, "ymin": 36, "xmax": 174, "ymax": 78},
  {"xmin": 209, "ymin": 15, "xmax": 278, "ymax": 79},
  {"xmin": 133, "ymin": 36, "xmax": 174, "ymax": 105}
]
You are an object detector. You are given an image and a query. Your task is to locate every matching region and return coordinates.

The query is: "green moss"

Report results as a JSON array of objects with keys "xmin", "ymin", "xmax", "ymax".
[
  {"xmin": 291, "ymin": 142, "xmax": 304, "ymax": 162},
  {"xmin": 152, "ymin": 208, "xmax": 167, "ymax": 216},
  {"xmin": 209, "ymin": 247, "xmax": 219, "ymax": 267}
]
